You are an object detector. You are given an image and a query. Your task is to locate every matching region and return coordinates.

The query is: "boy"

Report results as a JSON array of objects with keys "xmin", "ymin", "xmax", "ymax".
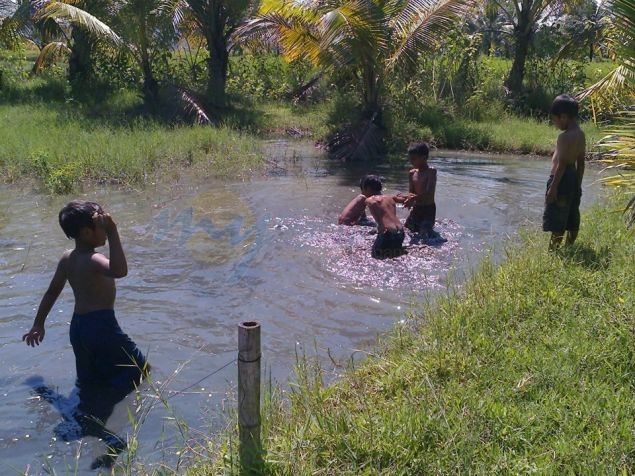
[
  {"xmin": 542, "ymin": 94, "xmax": 585, "ymax": 250},
  {"xmin": 22, "ymin": 200, "xmax": 149, "ymax": 468},
  {"xmin": 353, "ymin": 175, "xmax": 413, "ymax": 259},
  {"xmin": 404, "ymin": 142, "xmax": 438, "ymax": 238},
  {"xmin": 338, "ymin": 178, "xmax": 376, "ymax": 226}
]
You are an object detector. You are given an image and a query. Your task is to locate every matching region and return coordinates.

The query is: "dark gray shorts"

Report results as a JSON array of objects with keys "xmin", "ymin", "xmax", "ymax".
[{"xmin": 542, "ymin": 175, "xmax": 581, "ymax": 233}]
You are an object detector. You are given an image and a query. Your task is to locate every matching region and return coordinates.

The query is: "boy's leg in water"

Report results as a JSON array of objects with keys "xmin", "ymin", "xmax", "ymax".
[{"xmin": 78, "ymin": 384, "xmax": 129, "ymax": 469}]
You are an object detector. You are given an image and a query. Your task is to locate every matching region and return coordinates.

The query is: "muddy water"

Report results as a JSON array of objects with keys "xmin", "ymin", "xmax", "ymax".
[{"xmin": 0, "ymin": 142, "xmax": 604, "ymax": 473}]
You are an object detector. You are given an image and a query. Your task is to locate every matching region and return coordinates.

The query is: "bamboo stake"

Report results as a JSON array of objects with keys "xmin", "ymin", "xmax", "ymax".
[{"xmin": 238, "ymin": 321, "xmax": 262, "ymax": 474}]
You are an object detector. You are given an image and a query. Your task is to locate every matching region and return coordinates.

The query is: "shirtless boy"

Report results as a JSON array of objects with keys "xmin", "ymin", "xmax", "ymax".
[
  {"xmin": 542, "ymin": 94, "xmax": 586, "ymax": 250},
  {"xmin": 22, "ymin": 200, "xmax": 148, "ymax": 468},
  {"xmin": 351, "ymin": 175, "xmax": 413, "ymax": 259},
  {"xmin": 404, "ymin": 142, "xmax": 437, "ymax": 238},
  {"xmin": 338, "ymin": 178, "xmax": 375, "ymax": 226}
]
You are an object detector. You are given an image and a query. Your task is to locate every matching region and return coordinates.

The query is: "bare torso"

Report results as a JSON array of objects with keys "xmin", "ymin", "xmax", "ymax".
[
  {"xmin": 550, "ymin": 125, "xmax": 586, "ymax": 175},
  {"xmin": 338, "ymin": 194, "xmax": 367, "ymax": 225},
  {"xmin": 365, "ymin": 195, "xmax": 402, "ymax": 234},
  {"xmin": 409, "ymin": 167, "xmax": 437, "ymax": 205},
  {"xmin": 64, "ymin": 249, "xmax": 116, "ymax": 314}
]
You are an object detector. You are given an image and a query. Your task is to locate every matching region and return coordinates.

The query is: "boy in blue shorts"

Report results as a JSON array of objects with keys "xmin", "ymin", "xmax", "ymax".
[
  {"xmin": 23, "ymin": 200, "xmax": 149, "ymax": 468},
  {"xmin": 542, "ymin": 94, "xmax": 586, "ymax": 250}
]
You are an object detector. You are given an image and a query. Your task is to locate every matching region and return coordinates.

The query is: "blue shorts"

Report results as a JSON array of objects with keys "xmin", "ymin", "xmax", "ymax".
[
  {"xmin": 372, "ymin": 229, "xmax": 405, "ymax": 259},
  {"xmin": 69, "ymin": 309, "xmax": 146, "ymax": 392}
]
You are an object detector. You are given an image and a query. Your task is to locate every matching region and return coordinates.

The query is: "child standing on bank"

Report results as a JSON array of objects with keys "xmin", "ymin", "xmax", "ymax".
[
  {"xmin": 22, "ymin": 200, "xmax": 149, "ymax": 468},
  {"xmin": 542, "ymin": 94, "xmax": 586, "ymax": 250},
  {"xmin": 404, "ymin": 142, "xmax": 438, "ymax": 238}
]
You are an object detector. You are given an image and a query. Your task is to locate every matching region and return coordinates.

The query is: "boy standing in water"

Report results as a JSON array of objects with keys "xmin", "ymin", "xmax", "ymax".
[
  {"xmin": 22, "ymin": 200, "xmax": 149, "ymax": 468},
  {"xmin": 543, "ymin": 94, "xmax": 586, "ymax": 250},
  {"xmin": 404, "ymin": 142, "xmax": 438, "ymax": 238},
  {"xmin": 354, "ymin": 175, "xmax": 413, "ymax": 259}
]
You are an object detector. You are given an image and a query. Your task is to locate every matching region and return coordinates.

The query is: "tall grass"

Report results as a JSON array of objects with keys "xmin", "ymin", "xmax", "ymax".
[
  {"xmin": 0, "ymin": 103, "xmax": 263, "ymax": 193},
  {"xmin": 208, "ymin": 197, "xmax": 635, "ymax": 475}
]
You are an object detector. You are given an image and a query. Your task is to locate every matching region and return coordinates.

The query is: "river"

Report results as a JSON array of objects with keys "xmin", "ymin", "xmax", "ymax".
[{"xmin": 0, "ymin": 141, "xmax": 605, "ymax": 474}]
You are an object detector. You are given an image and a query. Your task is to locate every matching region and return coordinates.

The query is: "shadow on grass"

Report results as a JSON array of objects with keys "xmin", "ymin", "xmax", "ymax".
[{"xmin": 559, "ymin": 242, "xmax": 612, "ymax": 270}]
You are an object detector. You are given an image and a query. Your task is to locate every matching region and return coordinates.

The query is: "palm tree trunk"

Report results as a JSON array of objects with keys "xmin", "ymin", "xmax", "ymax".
[
  {"xmin": 205, "ymin": 31, "xmax": 229, "ymax": 108},
  {"xmin": 505, "ymin": 12, "xmax": 533, "ymax": 97},
  {"xmin": 68, "ymin": 27, "xmax": 94, "ymax": 86},
  {"xmin": 139, "ymin": 23, "xmax": 158, "ymax": 108}
]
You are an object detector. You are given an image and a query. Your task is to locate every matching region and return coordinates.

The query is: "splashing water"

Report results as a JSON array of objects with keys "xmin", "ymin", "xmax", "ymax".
[{"xmin": 272, "ymin": 216, "xmax": 465, "ymax": 291}]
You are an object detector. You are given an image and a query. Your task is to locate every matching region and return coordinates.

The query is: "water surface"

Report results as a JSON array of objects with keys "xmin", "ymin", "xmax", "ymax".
[{"xmin": 0, "ymin": 142, "xmax": 605, "ymax": 473}]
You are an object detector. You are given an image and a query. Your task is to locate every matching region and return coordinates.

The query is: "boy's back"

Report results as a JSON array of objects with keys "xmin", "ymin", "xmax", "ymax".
[
  {"xmin": 366, "ymin": 194, "xmax": 403, "ymax": 234},
  {"xmin": 65, "ymin": 249, "xmax": 117, "ymax": 314}
]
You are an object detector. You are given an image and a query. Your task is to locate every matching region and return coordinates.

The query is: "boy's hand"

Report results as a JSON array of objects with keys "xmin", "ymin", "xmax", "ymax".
[
  {"xmin": 93, "ymin": 212, "xmax": 117, "ymax": 234},
  {"xmin": 23, "ymin": 325, "xmax": 45, "ymax": 347},
  {"xmin": 546, "ymin": 187, "xmax": 557, "ymax": 204}
]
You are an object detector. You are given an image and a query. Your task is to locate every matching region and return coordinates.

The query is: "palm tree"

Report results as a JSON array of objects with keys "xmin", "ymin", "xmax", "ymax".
[
  {"xmin": 491, "ymin": 0, "xmax": 566, "ymax": 98},
  {"xmin": 237, "ymin": 0, "xmax": 472, "ymax": 160},
  {"xmin": 556, "ymin": 0, "xmax": 612, "ymax": 62},
  {"xmin": 35, "ymin": 0, "xmax": 175, "ymax": 107},
  {"xmin": 578, "ymin": 0, "xmax": 635, "ymax": 226},
  {"xmin": 172, "ymin": 0, "xmax": 255, "ymax": 108}
]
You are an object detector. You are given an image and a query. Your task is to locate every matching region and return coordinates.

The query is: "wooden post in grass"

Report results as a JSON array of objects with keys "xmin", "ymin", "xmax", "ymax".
[{"xmin": 238, "ymin": 321, "xmax": 262, "ymax": 474}]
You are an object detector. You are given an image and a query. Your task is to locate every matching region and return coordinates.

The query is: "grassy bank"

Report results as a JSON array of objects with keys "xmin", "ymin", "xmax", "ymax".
[
  {"xmin": 202, "ymin": 198, "xmax": 634, "ymax": 475},
  {"xmin": 0, "ymin": 102, "xmax": 263, "ymax": 193}
]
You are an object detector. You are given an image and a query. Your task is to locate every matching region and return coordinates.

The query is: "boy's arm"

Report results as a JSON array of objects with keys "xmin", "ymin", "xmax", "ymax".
[
  {"xmin": 425, "ymin": 168, "xmax": 437, "ymax": 195},
  {"xmin": 91, "ymin": 213, "xmax": 128, "ymax": 278},
  {"xmin": 546, "ymin": 134, "xmax": 568, "ymax": 203},
  {"xmin": 576, "ymin": 140, "xmax": 586, "ymax": 188},
  {"xmin": 338, "ymin": 195, "xmax": 367, "ymax": 225},
  {"xmin": 23, "ymin": 256, "xmax": 68, "ymax": 346},
  {"xmin": 393, "ymin": 192, "xmax": 417, "ymax": 205},
  {"xmin": 408, "ymin": 169, "xmax": 416, "ymax": 193}
]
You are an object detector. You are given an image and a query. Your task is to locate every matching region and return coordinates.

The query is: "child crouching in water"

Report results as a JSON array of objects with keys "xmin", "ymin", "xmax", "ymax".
[{"xmin": 346, "ymin": 175, "xmax": 414, "ymax": 259}]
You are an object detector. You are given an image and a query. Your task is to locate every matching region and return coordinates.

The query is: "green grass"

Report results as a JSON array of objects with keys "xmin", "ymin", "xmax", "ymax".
[
  {"xmin": 205, "ymin": 197, "xmax": 635, "ymax": 475},
  {"xmin": 470, "ymin": 117, "xmax": 604, "ymax": 155},
  {"xmin": 0, "ymin": 102, "xmax": 263, "ymax": 193}
]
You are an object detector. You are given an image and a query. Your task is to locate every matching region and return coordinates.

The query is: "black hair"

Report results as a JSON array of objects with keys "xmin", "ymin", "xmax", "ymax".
[
  {"xmin": 59, "ymin": 200, "xmax": 103, "ymax": 239},
  {"xmin": 359, "ymin": 174, "xmax": 383, "ymax": 193},
  {"xmin": 550, "ymin": 94, "xmax": 579, "ymax": 118},
  {"xmin": 407, "ymin": 141, "xmax": 429, "ymax": 158}
]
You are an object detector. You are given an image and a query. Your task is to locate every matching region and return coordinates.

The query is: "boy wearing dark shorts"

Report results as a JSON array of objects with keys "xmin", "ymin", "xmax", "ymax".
[
  {"xmin": 357, "ymin": 175, "xmax": 414, "ymax": 259},
  {"xmin": 23, "ymin": 200, "xmax": 149, "ymax": 468},
  {"xmin": 404, "ymin": 142, "xmax": 438, "ymax": 238},
  {"xmin": 542, "ymin": 94, "xmax": 586, "ymax": 250}
]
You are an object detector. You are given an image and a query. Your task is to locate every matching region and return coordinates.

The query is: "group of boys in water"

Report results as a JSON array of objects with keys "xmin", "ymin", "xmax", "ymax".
[
  {"xmin": 337, "ymin": 141, "xmax": 438, "ymax": 259},
  {"xmin": 338, "ymin": 94, "xmax": 585, "ymax": 258},
  {"xmin": 19, "ymin": 94, "xmax": 585, "ymax": 469}
]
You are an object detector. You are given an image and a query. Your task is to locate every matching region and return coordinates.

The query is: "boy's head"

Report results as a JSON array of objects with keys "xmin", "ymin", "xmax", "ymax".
[
  {"xmin": 550, "ymin": 94, "xmax": 578, "ymax": 129},
  {"xmin": 59, "ymin": 201, "xmax": 104, "ymax": 239},
  {"xmin": 360, "ymin": 175, "xmax": 383, "ymax": 197},
  {"xmin": 407, "ymin": 142, "xmax": 429, "ymax": 167}
]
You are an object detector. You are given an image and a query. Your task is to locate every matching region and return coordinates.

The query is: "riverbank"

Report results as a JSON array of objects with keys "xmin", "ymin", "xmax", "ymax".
[
  {"xmin": 201, "ymin": 197, "xmax": 635, "ymax": 475},
  {"xmin": 0, "ymin": 99, "xmax": 604, "ymax": 194}
]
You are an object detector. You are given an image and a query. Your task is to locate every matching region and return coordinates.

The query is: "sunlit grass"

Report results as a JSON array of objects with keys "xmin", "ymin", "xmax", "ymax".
[
  {"xmin": 472, "ymin": 116, "xmax": 604, "ymax": 155},
  {"xmin": 0, "ymin": 103, "xmax": 262, "ymax": 193},
  {"xmin": 207, "ymin": 196, "xmax": 635, "ymax": 475}
]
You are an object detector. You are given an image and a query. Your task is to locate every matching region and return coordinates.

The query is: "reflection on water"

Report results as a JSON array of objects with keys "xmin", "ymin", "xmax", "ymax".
[{"xmin": 0, "ymin": 143, "xmax": 605, "ymax": 473}]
